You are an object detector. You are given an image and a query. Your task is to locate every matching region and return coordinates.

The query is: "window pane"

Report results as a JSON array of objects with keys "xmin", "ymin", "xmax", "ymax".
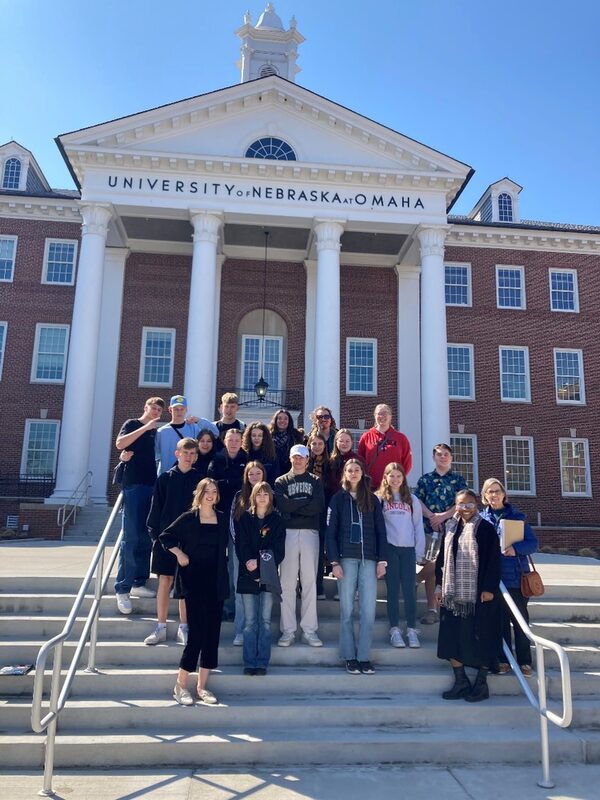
[
  {"xmin": 450, "ymin": 435, "xmax": 477, "ymax": 489},
  {"xmin": 560, "ymin": 440, "xmax": 589, "ymax": 495},
  {"xmin": 263, "ymin": 338, "xmax": 281, "ymax": 390},
  {"xmin": 445, "ymin": 265, "xmax": 469, "ymax": 305},
  {"xmin": 143, "ymin": 330, "xmax": 173, "ymax": 385},
  {"xmin": 0, "ymin": 238, "xmax": 15, "ymax": 280},
  {"xmin": 551, "ymin": 271, "xmax": 576, "ymax": 311},
  {"xmin": 497, "ymin": 268, "xmax": 523, "ymax": 308},
  {"xmin": 2, "ymin": 158, "xmax": 21, "ymax": 189},
  {"xmin": 500, "ymin": 348, "xmax": 528, "ymax": 400},
  {"xmin": 36, "ymin": 327, "xmax": 67, "ymax": 381},
  {"xmin": 348, "ymin": 340, "xmax": 374, "ymax": 393},
  {"xmin": 555, "ymin": 351, "xmax": 582, "ymax": 402},
  {"xmin": 498, "ymin": 193, "xmax": 513, "ymax": 222},
  {"xmin": 25, "ymin": 422, "xmax": 58, "ymax": 476},
  {"xmin": 242, "ymin": 337, "xmax": 260, "ymax": 390},
  {"xmin": 447, "ymin": 346, "xmax": 472, "ymax": 398},
  {"xmin": 46, "ymin": 241, "xmax": 76, "ymax": 283},
  {"xmin": 504, "ymin": 438, "xmax": 533, "ymax": 493}
]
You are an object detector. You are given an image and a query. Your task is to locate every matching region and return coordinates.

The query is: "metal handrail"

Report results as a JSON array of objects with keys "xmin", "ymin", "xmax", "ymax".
[
  {"xmin": 56, "ymin": 471, "xmax": 93, "ymax": 539},
  {"xmin": 32, "ymin": 493, "xmax": 123, "ymax": 796},
  {"xmin": 499, "ymin": 580, "xmax": 572, "ymax": 789}
]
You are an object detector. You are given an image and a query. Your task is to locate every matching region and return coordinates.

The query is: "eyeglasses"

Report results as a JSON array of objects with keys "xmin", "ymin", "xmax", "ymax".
[
  {"xmin": 457, "ymin": 502, "xmax": 476, "ymax": 509},
  {"xmin": 485, "ymin": 489, "xmax": 503, "ymax": 495},
  {"xmin": 316, "ymin": 414, "xmax": 331, "ymax": 421}
]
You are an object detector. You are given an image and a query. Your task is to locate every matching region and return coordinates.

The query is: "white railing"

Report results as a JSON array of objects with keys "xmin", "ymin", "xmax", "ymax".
[
  {"xmin": 499, "ymin": 581, "xmax": 572, "ymax": 789},
  {"xmin": 56, "ymin": 471, "xmax": 93, "ymax": 539},
  {"xmin": 32, "ymin": 493, "xmax": 123, "ymax": 796}
]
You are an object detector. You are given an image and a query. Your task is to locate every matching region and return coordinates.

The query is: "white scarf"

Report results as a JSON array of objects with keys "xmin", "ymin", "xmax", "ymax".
[{"xmin": 441, "ymin": 514, "xmax": 481, "ymax": 617}]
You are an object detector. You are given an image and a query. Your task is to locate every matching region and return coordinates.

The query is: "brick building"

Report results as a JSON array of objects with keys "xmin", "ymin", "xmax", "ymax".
[{"xmin": 0, "ymin": 5, "xmax": 598, "ymax": 540}]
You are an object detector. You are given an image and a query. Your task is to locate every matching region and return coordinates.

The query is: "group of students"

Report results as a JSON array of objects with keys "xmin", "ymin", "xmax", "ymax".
[{"xmin": 114, "ymin": 393, "xmax": 538, "ymax": 707}]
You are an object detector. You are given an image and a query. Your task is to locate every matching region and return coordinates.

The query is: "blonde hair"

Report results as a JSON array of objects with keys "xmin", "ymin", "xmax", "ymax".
[
  {"xmin": 249, "ymin": 481, "xmax": 273, "ymax": 515},
  {"xmin": 221, "ymin": 392, "xmax": 240, "ymax": 406},
  {"xmin": 377, "ymin": 462, "xmax": 412, "ymax": 507},
  {"xmin": 191, "ymin": 478, "xmax": 219, "ymax": 511},
  {"xmin": 481, "ymin": 477, "xmax": 507, "ymax": 506}
]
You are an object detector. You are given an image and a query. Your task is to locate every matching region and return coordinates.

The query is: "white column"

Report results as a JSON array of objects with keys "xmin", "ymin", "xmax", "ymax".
[
  {"xmin": 418, "ymin": 225, "xmax": 450, "ymax": 466},
  {"xmin": 395, "ymin": 264, "xmax": 422, "ymax": 481},
  {"xmin": 185, "ymin": 210, "xmax": 223, "ymax": 417},
  {"xmin": 88, "ymin": 247, "xmax": 129, "ymax": 505},
  {"xmin": 313, "ymin": 219, "xmax": 344, "ymax": 423},
  {"xmin": 303, "ymin": 258, "xmax": 317, "ymax": 418},
  {"xmin": 48, "ymin": 203, "xmax": 113, "ymax": 503}
]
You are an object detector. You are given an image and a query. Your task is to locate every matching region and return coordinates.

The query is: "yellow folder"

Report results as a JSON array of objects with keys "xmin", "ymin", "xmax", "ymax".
[{"xmin": 499, "ymin": 518, "xmax": 524, "ymax": 550}]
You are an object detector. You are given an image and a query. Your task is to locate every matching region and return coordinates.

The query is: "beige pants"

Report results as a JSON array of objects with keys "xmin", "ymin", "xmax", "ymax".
[{"xmin": 279, "ymin": 528, "xmax": 320, "ymax": 635}]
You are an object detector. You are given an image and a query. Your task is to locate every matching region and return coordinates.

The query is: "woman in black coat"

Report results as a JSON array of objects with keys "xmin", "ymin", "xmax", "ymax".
[
  {"xmin": 435, "ymin": 488, "xmax": 501, "ymax": 702},
  {"xmin": 160, "ymin": 478, "xmax": 229, "ymax": 706},
  {"xmin": 236, "ymin": 482, "xmax": 286, "ymax": 675}
]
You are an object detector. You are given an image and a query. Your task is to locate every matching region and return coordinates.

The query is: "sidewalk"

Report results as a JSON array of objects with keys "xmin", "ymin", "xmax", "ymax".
[{"xmin": 1, "ymin": 765, "xmax": 598, "ymax": 799}]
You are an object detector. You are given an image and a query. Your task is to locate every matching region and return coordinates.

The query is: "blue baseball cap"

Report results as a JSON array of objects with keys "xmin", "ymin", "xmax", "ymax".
[{"xmin": 169, "ymin": 395, "xmax": 187, "ymax": 407}]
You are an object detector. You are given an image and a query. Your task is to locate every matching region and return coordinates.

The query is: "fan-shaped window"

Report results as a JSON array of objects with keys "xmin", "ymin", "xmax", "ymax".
[
  {"xmin": 245, "ymin": 137, "xmax": 296, "ymax": 161},
  {"xmin": 2, "ymin": 158, "xmax": 21, "ymax": 190},
  {"xmin": 498, "ymin": 192, "xmax": 513, "ymax": 222},
  {"xmin": 259, "ymin": 63, "xmax": 279, "ymax": 77}
]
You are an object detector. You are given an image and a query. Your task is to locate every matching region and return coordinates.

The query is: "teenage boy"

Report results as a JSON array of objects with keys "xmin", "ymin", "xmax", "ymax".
[
  {"xmin": 145, "ymin": 437, "xmax": 200, "ymax": 646},
  {"xmin": 214, "ymin": 392, "xmax": 246, "ymax": 440},
  {"xmin": 414, "ymin": 443, "xmax": 467, "ymax": 624},
  {"xmin": 155, "ymin": 394, "xmax": 219, "ymax": 475},
  {"xmin": 114, "ymin": 397, "xmax": 165, "ymax": 614},
  {"xmin": 274, "ymin": 444, "xmax": 325, "ymax": 647},
  {"xmin": 358, "ymin": 404, "xmax": 412, "ymax": 490}
]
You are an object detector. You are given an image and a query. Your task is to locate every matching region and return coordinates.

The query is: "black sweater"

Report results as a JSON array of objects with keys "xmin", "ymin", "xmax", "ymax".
[
  {"xmin": 235, "ymin": 510, "xmax": 286, "ymax": 594},
  {"xmin": 274, "ymin": 470, "xmax": 325, "ymax": 530},
  {"xmin": 146, "ymin": 465, "xmax": 201, "ymax": 540}
]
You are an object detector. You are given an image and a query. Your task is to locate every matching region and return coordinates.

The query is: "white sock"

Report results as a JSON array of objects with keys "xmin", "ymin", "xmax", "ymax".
[
  {"xmin": 178, "ymin": 623, "xmax": 188, "ymax": 631},
  {"xmin": 156, "ymin": 622, "xmax": 167, "ymax": 629}
]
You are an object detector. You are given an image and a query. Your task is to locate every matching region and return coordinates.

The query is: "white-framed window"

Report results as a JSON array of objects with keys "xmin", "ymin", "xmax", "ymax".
[
  {"xmin": 559, "ymin": 438, "xmax": 591, "ymax": 497},
  {"xmin": 450, "ymin": 434, "xmax": 479, "ymax": 491},
  {"xmin": 554, "ymin": 349, "xmax": 585, "ymax": 405},
  {"xmin": 139, "ymin": 327, "xmax": 175, "ymax": 387},
  {"xmin": 0, "ymin": 321, "xmax": 6, "ymax": 380},
  {"xmin": 499, "ymin": 346, "xmax": 530, "ymax": 402},
  {"xmin": 498, "ymin": 193, "xmax": 513, "ymax": 222},
  {"xmin": 21, "ymin": 420, "xmax": 60, "ymax": 477},
  {"xmin": 444, "ymin": 263, "xmax": 472, "ymax": 306},
  {"xmin": 549, "ymin": 269, "xmax": 579, "ymax": 312},
  {"xmin": 2, "ymin": 157, "xmax": 21, "ymax": 190},
  {"xmin": 31, "ymin": 324, "xmax": 69, "ymax": 384},
  {"xmin": 503, "ymin": 436, "xmax": 536, "ymax": 495},
  {"xmin": 346, "ymin": 337, "xmax": 377, "ymax": 395},
  {"xmin": 0, "ymin": 235, "xmax": 17, "ymax": 282},
  {"xmin": 447, "ymin": 344, "xmax": 474, "ymax": 400},
  {"xmin": 241, "ymin": 334, "xmax": 283, "ymax": 391},
  {"xmin": 43, "ymin": 239, "xmax": 78, "ymax": 285},
  {"xmin": 496, "ymin": 265, "xmax": 526, "ymax": 309}
]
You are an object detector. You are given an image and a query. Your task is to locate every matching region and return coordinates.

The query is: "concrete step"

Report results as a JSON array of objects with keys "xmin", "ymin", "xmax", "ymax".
[{"xmin": 0, "ymin": 724, "xmax": 584, "ymax": 770}]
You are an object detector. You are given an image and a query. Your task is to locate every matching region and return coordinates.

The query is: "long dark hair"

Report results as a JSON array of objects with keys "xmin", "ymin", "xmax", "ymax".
[
  {"xmin": 329, "ymin": 428, "xmax": 356, "ymax": 473},
  {"xmin": 242, "ymin": 421, "xmax": 276, "ymax": 461},
  {"xmin": 341, "ymin": 459, "xmax": 374, "ymax": 513},
  {"xmin": 233, "ymin": 460, "xmax": 267, "ymax": 520}
]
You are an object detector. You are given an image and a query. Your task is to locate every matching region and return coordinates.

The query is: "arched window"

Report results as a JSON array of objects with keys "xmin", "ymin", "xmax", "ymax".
[
  {"xmin": 245, "ymin": 137, "xmax": 296, "ymax": 161},
  {"xmin": 2, "ymin": 158, "xmax": 21, "ymax": 190},
  {"xmin": 237, "ymin": 309, "xmax": 287, "ymax": 397},
  {"xmin": 259, "ymin": 63, "xmax": 279, "ymax": 77},
  {"xmin": 498, "ymin": 192, "xmax": 513, "ymax": 222}
]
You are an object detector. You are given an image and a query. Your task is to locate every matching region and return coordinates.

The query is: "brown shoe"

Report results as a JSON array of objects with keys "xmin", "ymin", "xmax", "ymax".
[
  {"xmin": 497, "ymin": 662, "xmax": 510, "ymax": 674},
  {"xmin": 520, "ymin": 664, "xmax": 534, "ymax": 677}
]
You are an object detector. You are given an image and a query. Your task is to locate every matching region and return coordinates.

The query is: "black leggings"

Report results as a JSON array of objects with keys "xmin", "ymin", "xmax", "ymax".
[
  {"xmin": 179, "ymin": 595, "xmax": 224, "ymax": 672},
  {"xmin": 499, "ymin": 587, "xmax": 532, "ymax": 666}
]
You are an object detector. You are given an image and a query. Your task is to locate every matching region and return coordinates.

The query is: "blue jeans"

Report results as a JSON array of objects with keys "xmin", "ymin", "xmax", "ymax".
[
  {"xmin": 338, "ymin": 558, "xmax": 377, "ymax": 662},
  {"xmin": 385, "ymin": 545, "xmax": 417, "ymax": 629},
  {"xmin": 114, "ymin": 484, "xmax": 153, "ymax": 595},
  {"xmin": 242, "ymin": 591, "xmax": 274, "ymax": 669}
]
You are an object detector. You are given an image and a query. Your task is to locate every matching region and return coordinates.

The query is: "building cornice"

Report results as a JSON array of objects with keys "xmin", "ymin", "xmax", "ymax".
[
  {"xmin": 0, "ymin": 195, "xmax": 81, "ymax": 223},
  {"xmin": 446, "ymin": 224, "xmax": 600, "ymax": 255}
]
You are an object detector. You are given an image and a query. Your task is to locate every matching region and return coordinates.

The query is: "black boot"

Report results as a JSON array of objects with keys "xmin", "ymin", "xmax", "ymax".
[
  {"xmin": 442, "ymin": 665, "xmax": 471, "ymax": 700},
  {"xmin": 465, "ymin": 667, "xmax": 490, "ymax": 702}
]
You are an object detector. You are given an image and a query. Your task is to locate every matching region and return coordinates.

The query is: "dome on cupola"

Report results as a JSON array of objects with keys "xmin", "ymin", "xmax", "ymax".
[{"xmin": 256, "ymin": 3, "xmax": 284, "ymax": 30}]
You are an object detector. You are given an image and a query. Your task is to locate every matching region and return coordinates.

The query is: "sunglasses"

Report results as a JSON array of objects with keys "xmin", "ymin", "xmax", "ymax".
[
  {"xmin": 316, "ymin": 414, "xmax": 331, "ymax": 421},
  {"xmin": 457, "ymin": 502, "xmax": 476, "ymax": 510}
]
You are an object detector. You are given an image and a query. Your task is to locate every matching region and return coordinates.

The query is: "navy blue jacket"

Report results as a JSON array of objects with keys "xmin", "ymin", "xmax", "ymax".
[
  {"xmin": 480, "ymin": 503, "xmax": 538, "ymax": 589},
  {"xmin": 326, "ymin": 489, "xmax": 387, "ymax": 563}
]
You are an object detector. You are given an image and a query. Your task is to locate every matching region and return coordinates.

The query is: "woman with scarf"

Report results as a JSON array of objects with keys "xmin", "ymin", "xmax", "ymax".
[
  {"xmin": 435, "ymin": 488, "xmax": 501, "ymax": 702},
  {"xmin": 480, "ymin": 477, "xmax": 538, "ymax": 677},
  {"xmin": 242, "ymin": 422, "xmax": 278, "ymax": 486},
  {"xmin": 327, "ymin": 428, "xmax": 364, "ymax": 497},
  {"xmin": 269, "ymin": 408, "xmax": 304, "ymax": 478}
]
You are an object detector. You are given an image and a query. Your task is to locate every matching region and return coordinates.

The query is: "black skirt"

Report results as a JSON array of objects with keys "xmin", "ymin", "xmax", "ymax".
[
  {"xmin": 150, "ymin": 539, "xmax": 177, "ymax": 577},
  {"xmin": 437, "ymin": 599, "xmax": 501, "ymax": 668}
]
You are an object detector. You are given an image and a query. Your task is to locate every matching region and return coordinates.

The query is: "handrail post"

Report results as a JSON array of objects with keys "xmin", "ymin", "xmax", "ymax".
[
  {"xmin": 85, "ymin": 548, "xmax": 105, "ymax": 673},
  {"xmin": 536, "ymin": 641, "xmax": 554, "ymax": 788},
  {"xmin": 39, "ymin": 642, "xmax": 63, "ymax": 796}
]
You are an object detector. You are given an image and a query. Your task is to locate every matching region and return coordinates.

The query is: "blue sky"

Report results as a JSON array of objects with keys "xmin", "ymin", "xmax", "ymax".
[{"xmin": 2, "ymin": 0, "xmax": 598, "ymax": 224}]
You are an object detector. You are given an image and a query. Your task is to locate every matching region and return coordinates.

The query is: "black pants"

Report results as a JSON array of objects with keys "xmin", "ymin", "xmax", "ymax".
[
  {"xmin": 180, "ymin": 595, "xmax": 224, "ymax": 672},
  {"xmin": 499, "ymin": 587, "xmax": 532, "ymax": 666}
]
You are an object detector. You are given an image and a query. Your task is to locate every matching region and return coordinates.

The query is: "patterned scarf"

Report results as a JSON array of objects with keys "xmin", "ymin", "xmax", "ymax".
[{"xmin": 441, "ymin": 514, "xmax": 481, "ymax": 617}]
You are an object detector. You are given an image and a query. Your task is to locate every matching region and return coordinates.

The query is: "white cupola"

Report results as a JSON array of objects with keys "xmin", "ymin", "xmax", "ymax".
[
  {"xmin": 236, "ymin": 4, "xmax": 305, "ymax": 83},
  {"xmin": 469, "ymin": 177, "xmax": 522, "ymax": 223}
]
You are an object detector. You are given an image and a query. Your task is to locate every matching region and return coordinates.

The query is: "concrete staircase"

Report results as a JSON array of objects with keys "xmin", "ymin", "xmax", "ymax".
[
  {"xmin": 62, "ymin": 505, "xmax": 121, "ymax": 543},
  {"xmin": 1, "ymin": 568, "xmax": 599, "ymax": 770}
]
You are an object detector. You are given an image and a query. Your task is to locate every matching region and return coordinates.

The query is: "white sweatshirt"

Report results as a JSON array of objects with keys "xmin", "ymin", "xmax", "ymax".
[{"xmin": 380, "ymin": 492, "xmax": 426, "ymax": 560}]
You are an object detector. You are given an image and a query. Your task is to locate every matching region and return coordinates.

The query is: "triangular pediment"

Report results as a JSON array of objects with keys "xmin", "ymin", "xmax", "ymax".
[{"xmin": 58, "ymin": 76, "xmax": 472, "ymax": 205}]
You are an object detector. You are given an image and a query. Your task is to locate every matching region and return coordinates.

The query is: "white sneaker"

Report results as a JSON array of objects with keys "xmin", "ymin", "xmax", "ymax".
[
  {"xmin": 233, "ymin": 633, "xmax": 244, "ymax": 646},
  {"xmin": 302, "ymin": 631, "xmax": 323, "ymax": 647},
  {"xmin": 116, "ymin": 593, "xmax": 132, "ymax": 615},
  {"xmin": 173, "ymin": 683, "xmax": 194, "ymax": 706},
  {"xmin": 390, "ymin": 627, "xmax": 405, "ymax": 648},
  {"xmin": 131, "ymin": 585, "xmax": 156, "ymax": 598},
  {"xmin": 197, "ymin": 688, "xmax": 218, "ymax": 705},
  {"xmin": 278, "ymin": 632, "xmax": 295, "ymax": 647},
  {"xmin": 144, "ymin": 626, "xmax": 167, "ymax": 645},
  {"xmin": 176, "ymin": 626, "xmax": 188, "ymax": 646},
  {"xmin": 407, "ymin": 628, "xmax": 421, "ymax": 648}
]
